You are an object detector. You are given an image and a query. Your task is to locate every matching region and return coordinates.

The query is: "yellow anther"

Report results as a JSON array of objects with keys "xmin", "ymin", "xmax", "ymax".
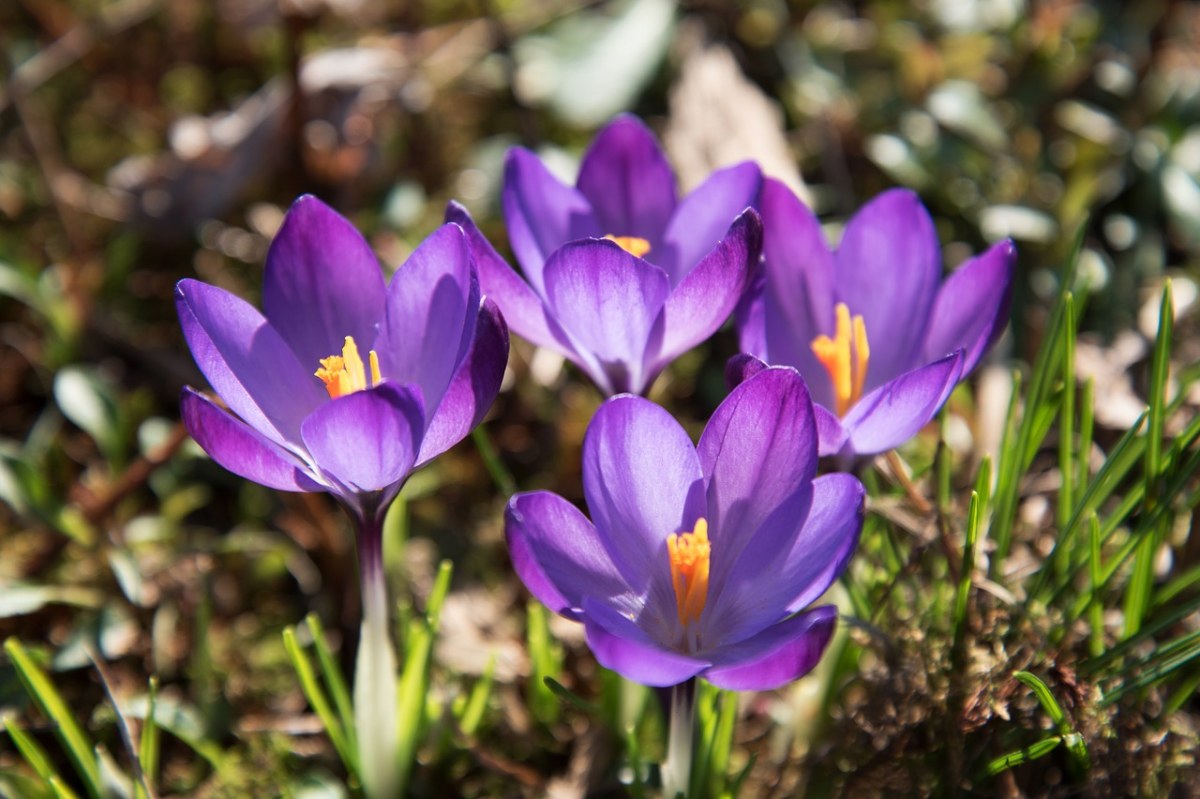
[
  {"xmin": 667, "ymin": 518, "xmax": 710, "ymax": 627},
  {"xmin": 604, "ymin": 234, "xmax": 652, "ymax": 258},
  {"xmin": 811, "ymin": 303, "xmax": 871, "ymax": 417},
  {"xmin": 315, "ymin": 336, "xmax": 381, "ymax": 399}
]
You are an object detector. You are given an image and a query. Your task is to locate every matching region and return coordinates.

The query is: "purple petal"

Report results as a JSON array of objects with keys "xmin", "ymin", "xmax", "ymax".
[
  {"xmin": 923, "ymin": 239, "xmax": 1016, "ymax": 374},
  {"xmin": 659, "ymin": 162, "xmax": 762, "ymax": 286},
  {"xmin": 649, "ymin": 210, "xmax": 761, "ymax": 380},
  {"xmin": 181, "ymin": 387, "xmax": 321, "ymax": 492},
  {"xmin": 814, "ymin": 404, "xmax": 848, "ymax": 458},
  {"xmin": 446, "ymin": 202, "xmax": 567, "ymax": 353},
  {"xmin": 697, "ymin": 367, "xmax": 818, "ymax": 605},
  {"xmin": 505, "ymin": 492, "xmax": 639, "ymax": 621},
  {"xmin": 262, "ymin": 195, "xmax": 387, "ymax": 372},
  {"xmin": 704, "ymin": 473, "xmax": 862, "ymax": 644},
  {"xmin": 417, "ymin": 298, "xmax": 508, "ymax": 466},
  {"xmin": 756, "ymin": 178, "xmax": 837, "ymax": 410},
  {"xmin": 841, "ymin": 351, "xmax": 964, "ymax": 455},
  {"xmin": 176, "ymin": 279, "xmax": 325, "ymax": 447},
  {"xmin": 300, "ymin": 383, "xmax": 424, "ymax": 493},
  {"xmin": 703, "ymin": 606, "xmax": 837, "ymax": 691},
  {"xmin": 376, "ymin": 224, "xmax": 477, "ymax": 414},
  {"xmin": 582, "ymin": 598, "xmax": 710, "ymax": 688},
  {"xmin": 583, "ymin": 395, "xmax": 706, "ymax": 620},
  {"xmin": 576, "ymin": 115, "xmax": 677, "ymax": 244},
  {"xmin": 734, "ymin": 272, "xmax": 768, "ymax": 357},
  {"xmin": 724, "ymin": 353, "xmax": 770, "ymax": 390},
  {"xmin": 542, "ymin": 240, "xmax": 672, "ymax": 395},
  {"xmin": 834, "ymin": 189, "xmax": 941, "ymax": 387},
  {"xmin": 502, "ymin": 148, "xmax": 597, "ymax": 292}
]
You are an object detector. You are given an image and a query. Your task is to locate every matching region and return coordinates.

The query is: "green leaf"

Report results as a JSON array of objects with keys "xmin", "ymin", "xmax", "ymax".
[
  {"xmin": 1013, "ymin": 671, "xmax": 1066, "ymax": 729},
  {"xmin": 282, "ymin": 627, "xmax": 358, "ymax": 779},
  {"xmin": 986, "ymin": 736, "xmax": 1063, "ymax": 775},
  {"xmin": 4, "ymin": 638, "xmax": 102, "ymax": 799}
]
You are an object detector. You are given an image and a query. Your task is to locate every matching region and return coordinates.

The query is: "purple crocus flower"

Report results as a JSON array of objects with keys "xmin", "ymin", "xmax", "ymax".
[
  {"xmin": 175, "ymin": 194, "xmax": 507, "ymax": 798},
  {"xmin": 446, "ymin": 114, "xmax": 763, "ymax": 396},
  {"xmin": 733, "ymin": 180, "xmax": 1015, "ymax": 461},
  {"xmin": 505, "ymin": 366, "xmax": 863, "ymax": 691}
]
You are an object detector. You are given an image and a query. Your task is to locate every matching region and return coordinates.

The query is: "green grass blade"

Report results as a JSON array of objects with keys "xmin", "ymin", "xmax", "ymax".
[
  {"xmin": 459, "ymin": 656, "xmax": 495, "ymax": 738},
  {"xmin": 986, "ymin": 736, "xmax": 1063, "ymax": 775},
  {"xmin": 952, "ymin": 490, "xmax": 982, "ymax": 653},
  {"xmin": 993, "ymin": 222, "xmax": 1085, "ymax": 565},
  {"xmin": 1088, "ymin": 514, "xmax": 1104, "ymax": 657},
  {"xmin": 527, "ymin": 601, "xmax": 561, "ymax": 724},
  {"xmin": 472, "ymin": 425, "xmax": 517, "ymax": 498},
  {"xmin": 1077, "ymin": 378, "xmax": 1094, "ymax": 505},
  {"xmin": 304, "ymin": 614, "xmax": 356, "ymax": 751},
  {"xmin": 396, "ymin": 559, "xmax": 453, "ymax": 795},
  {"xmin": 281, "ymin": 627, "xmax": 358, "ymax": 778},
  {"xmin": 1040, "ymin": 412, "xmax": 1148, "ymax": 604},
  {"xmin": 1013, "ymin": 671, "xmax": 1066, "ymax": 729},
  {"xmin": 4, "ymin": 718, "xmax": 59, "ymax": 786},
  {"xmin": 4, "ymin": 639, "xmax": 102, "ymax": 799},
  {"xmin": 135, "ymin": 677, "xmax": 158, "ymax": 799},
  {"xmin": 1056, "ymin": 294, "xmax": 1076, "ymax": 559},
  {"xmin": 1124, "ymin": 282, "xmax": 1174, "ymax": 639},
  {"xmin": 47, "ymin": 777, "xmax": 82, "ymax": 799}
]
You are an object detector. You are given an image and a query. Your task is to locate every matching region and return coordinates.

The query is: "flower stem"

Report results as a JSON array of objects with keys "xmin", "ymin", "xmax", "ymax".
[
  {"xmin": 663, "ymin": 679, "xmax": 696, "ymax": 799},
  {"xmin": 354, "ymin": 513, "xmax": 399, "ymax": 799}
]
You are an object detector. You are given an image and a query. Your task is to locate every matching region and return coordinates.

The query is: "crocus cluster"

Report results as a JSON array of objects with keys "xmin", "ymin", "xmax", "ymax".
[{"xmin": 176, "ymin": 113, "xmax": 1014, "ymax": 799}]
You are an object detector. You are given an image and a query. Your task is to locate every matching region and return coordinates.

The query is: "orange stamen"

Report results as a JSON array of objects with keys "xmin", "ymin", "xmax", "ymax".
[
  {"xmin": 604, "ymin": 234, "xmax": 652, "ymax": 258},
  {"xmin": 315, "ymin": 336, "xmax": 381, "ymax": 399},
  {"xmin": 667, "ymin": 518, "xmax": 710, "ymax": 627},
  {"xmin": 811, "ymin": 303, "xmax": 871, "ymax": 417}
]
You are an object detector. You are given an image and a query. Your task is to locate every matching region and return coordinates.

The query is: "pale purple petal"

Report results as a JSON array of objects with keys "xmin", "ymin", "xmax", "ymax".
[
  {"xmin": 834, "ymin": 189, "xmax": 941, "ymax": 387},
  {"xmin": 582, "ymin": 598, "xmax": 710, "ymax": 688},
  {"xmin": 842, "ymin": 351, "xmax": 964, "ymax": 455},
  {"xmin": 576, "ymin": 115, "xmax": 676, "ymax": 244},
  {"xmin": 757, "ymin": 178, "xmax": 837, "ymax": 410},
  {"xmin": 505, "ymin": 492, "xmax": 640, "ymax": 621},
  {"xmin": 659, "ymin": 162, "xmax": 761, "ymax": 286},
  {"xmin": 262, "ymin": 195, "xmax": 386, "ymax": 371},
  {"xmin": 181, "ymin": 388, "xmax": 321, "ymax": 492},
  {"xmin": 502, "ymin": 148, "xmax": 597, "ymax": 292},
  {"xmin": 176, "ymin": 279, "xmax": 325, "ymax": 447},
  {"xmin": 416, "ymin": 298, "xmax": 508, "ymax": 466},
  {"xmin": 698, "ymin": 367, "xmax": 818, "ymax": 604},
  {"xmin": 922, "ymin": 239, "xmax": 1016, "ymax": 374},
  {"xmin": 377, "ymin": 224, "xmax": 477, "ymax": 413},
  {"xmin": 583, "ymin": 396, "xmax": 706, "ymax": 617},
  {"xmin": 649, "ymin": 210, "xmax": 761, "ymax": 380},
  {"xmin": 542, "ymin": 240, "xmax": 671, "ymax": 395},
  {"xmin": 704, "ymin": 474, "xmax": 862, "ymax": 644},
  {"xmin": 703, "ymin": 606, "xmax": 837, "ymax": 691},
  {"xmin": 300, "ymin": 383, "xmax": 424, "ymax": 493}
]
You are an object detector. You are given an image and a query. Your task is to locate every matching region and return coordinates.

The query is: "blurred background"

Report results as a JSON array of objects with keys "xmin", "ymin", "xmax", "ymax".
[{"xmin": 1, "ymin": 0, "xmax": 1198, "ymax": 796}]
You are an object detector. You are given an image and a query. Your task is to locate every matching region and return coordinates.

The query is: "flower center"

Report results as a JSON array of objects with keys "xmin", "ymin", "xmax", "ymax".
[
  {"xmin": 604, "ymin": 234, "xmax": 651, "ymax": 258},
  {"xmin": 811, "ymin": 303, "xmax": 871, "ymax": 417},
  {"xmin": 315, "ymin": 336, "xmax": 382, "ymax": 399},
  {"xmin": 667, "ymin": 518, "xmax": 710, "ymax": 628}
]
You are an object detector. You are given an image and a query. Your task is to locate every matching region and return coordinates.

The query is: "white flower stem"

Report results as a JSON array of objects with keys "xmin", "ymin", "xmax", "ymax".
[
  {"xmin": 664, "ymin": 679, "xmax": 696, "ymax": 799},
  {"xmin": 354, "ymin": 515, "xmax": 399, "ymax": 799}
]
